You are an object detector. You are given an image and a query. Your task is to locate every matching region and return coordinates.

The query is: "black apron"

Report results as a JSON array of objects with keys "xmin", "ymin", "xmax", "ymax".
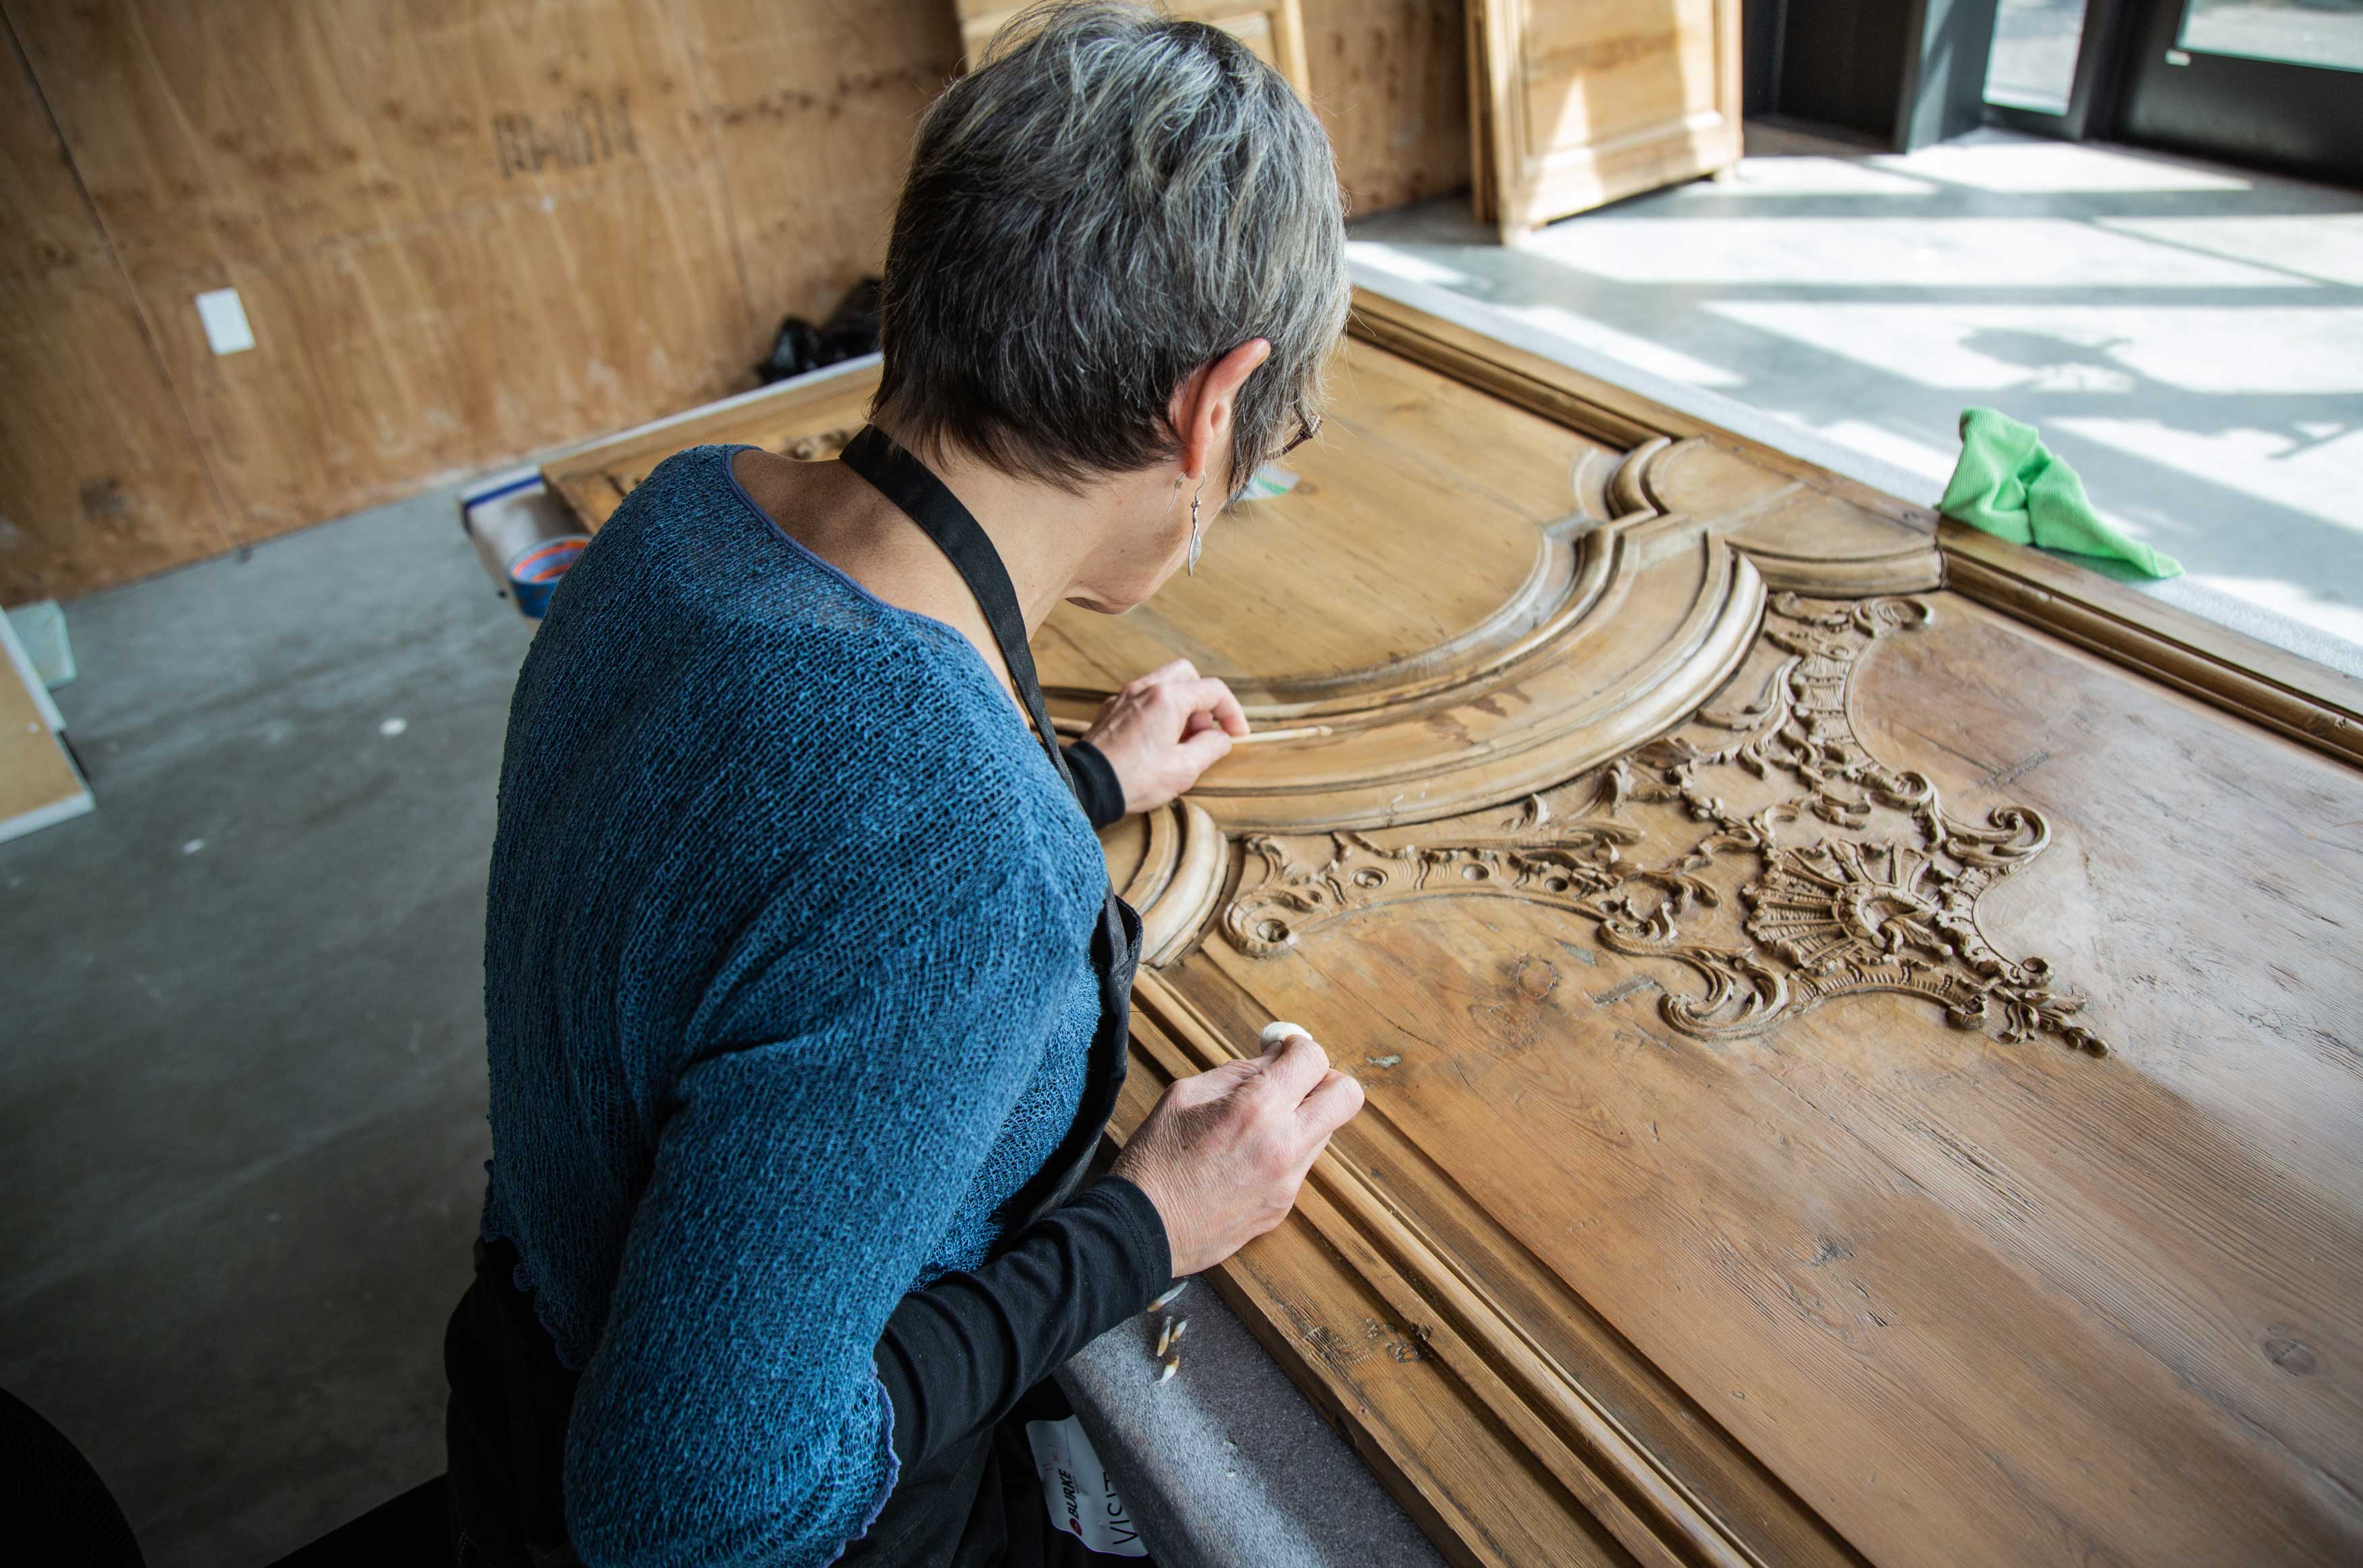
[{"xmin": 445, "ymin": 426, "xmax": 1142, "ymax": 1568}]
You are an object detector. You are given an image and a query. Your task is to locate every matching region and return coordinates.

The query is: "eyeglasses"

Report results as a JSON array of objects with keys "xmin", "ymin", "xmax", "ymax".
[{"xmin": 1275, "ymin": 410, "xmax": 1322, "ymax": 460}]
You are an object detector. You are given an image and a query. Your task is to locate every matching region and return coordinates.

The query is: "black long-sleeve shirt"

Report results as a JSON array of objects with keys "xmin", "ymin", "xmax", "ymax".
[{"xmin": 873, "ymin": 1174, "xmax": 1168, "ymax": 1469}]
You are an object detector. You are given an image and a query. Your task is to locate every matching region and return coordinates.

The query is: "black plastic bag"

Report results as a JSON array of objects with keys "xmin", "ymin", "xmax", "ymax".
[{"xmin": 754, "ymin": 277, "xmax": 882, "ymax": 385}]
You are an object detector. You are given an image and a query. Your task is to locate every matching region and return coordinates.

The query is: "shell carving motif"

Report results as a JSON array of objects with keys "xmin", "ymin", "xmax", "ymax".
[{"xmin": 1224, "ymin": 595, "xmax": 2110, "ymax": 1056}]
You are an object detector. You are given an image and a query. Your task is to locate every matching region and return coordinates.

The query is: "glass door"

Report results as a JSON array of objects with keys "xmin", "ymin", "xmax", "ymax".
[
  {"xmin": 1979, "ymin": 0, "xmax": 2132, "ymax": 140},
  {"xmin": 2117, "ymin": 0, "xmax": 2363, "ymax": 182},
  {"xmin": 1985, "ymin": 0, "xmax": 2096, "ymax": 115}
]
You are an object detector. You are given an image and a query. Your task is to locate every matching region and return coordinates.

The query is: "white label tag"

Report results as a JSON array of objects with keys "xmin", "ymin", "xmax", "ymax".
[{"xmin": 1024, "ymin": 1415, "xmax": 1148, "ymax": 1557}]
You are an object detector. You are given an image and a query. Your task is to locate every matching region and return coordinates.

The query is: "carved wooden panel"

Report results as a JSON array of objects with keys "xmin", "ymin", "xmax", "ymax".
[
  {"xmin": 1468, "ymin": 0, "xmax": 1743, "ymax": 237},
  {"xmin": 950, "ymin": 1, "xmax": 1310, "ymax": 96},
  {"xmin": 546, "ymin": 290, "xmax": 2363, "ymax": 1568}
]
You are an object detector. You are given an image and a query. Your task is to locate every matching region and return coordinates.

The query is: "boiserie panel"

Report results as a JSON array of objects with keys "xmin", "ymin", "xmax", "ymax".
[
  {"xmin": 1469, "ymin": 0, "xmax": 1743, "ymax": 236},
  {"xmin": 1303, "ymin": 0, "xmax": 1470, "ymax": 216},
  {"xmin": 953, "ymin": 1, "xmax": 1310, "ymax": 94},
  {"xmin": 960, "ymin": 0, "xmax": 1475, "ymax": 215},
  {"xmin": 545, "ymin": 288, "xmax": 2363, "ymax": 1568}
]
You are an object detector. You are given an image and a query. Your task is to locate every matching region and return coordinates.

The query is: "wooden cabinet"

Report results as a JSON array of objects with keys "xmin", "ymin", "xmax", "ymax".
[
  {"xmin": 1470, "ymin": 0, "xmax": 1743, "ymax": 236},
  {"xmin": 545, "ymin": 292, "xmax": 2363, "ymax": 1568},
  {"xmin": 951, "ymin": 1, "xmax": 1310, "ymax": 94}
]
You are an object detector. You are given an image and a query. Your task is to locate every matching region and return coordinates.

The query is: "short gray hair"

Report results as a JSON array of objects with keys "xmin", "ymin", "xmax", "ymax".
[{"xmin": 872, "ymin": 1, "xmax": 1348, "ymax": 493}]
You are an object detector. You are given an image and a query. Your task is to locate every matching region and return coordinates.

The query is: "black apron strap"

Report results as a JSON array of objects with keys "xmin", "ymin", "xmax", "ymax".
[
  {"xmin": 837, "ymin": 425, "xmax": 1073, "ymax": 790},
  {"xmin": 835, "ymin": 424, "xmax": 1140, "ymax": 1239}
]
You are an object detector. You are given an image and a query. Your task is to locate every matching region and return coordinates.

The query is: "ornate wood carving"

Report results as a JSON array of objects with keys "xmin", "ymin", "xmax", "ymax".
[
  {"xmin": 543, "ymin": 287, "xmax": 2363, "ymax": 1568},
  {"xmin": 1226, "ymin": 593, "xmax": 2109, "ymax": 1055}
]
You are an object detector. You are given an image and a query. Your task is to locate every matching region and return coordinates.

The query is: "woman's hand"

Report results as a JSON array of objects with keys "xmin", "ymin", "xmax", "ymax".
[
  {"xmin": 1112, "ymin": 1026, "xmax": 1364, "ymax": 1278},
  {"xmin": 1080, "ymin": 659, "xmax": 1249, "ymax": 815}
]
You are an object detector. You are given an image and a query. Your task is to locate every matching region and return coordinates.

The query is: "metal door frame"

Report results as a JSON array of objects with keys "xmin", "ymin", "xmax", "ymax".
[{"xmin": 2110, "ymin": 0, "xmax": 2363, "ymax": 185}]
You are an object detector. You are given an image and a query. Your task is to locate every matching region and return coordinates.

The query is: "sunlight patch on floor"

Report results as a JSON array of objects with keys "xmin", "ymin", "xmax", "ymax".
[
  {"xmin": 2182, "ymin": 576, "xmax": 2363, "ymax": 647},
  {"xmin": 1502, "ymin": 303, "xmax": 1747, "ymax": 387},
  {"xmin": 2054, "ymin": 417, "xmax": 2363, "ymax": 535},
  {"xmin": 2098, "ymin": 213, "xmax": 2363, "ymax": 288},
  {"xmin": 1518, "ymin": 217, "xmax": 2300, "ymax": 288},
  {"xmin": 1867, "ymin": 139, "xmax": 2252, "ymax": 193},
  {"xmin": 1702, "ymin": 302, "xmax": 2363, "ymax": 394}
]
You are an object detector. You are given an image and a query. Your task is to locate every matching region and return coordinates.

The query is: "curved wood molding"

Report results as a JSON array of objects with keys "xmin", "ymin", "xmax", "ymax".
[
  {"xmin": 1138, "ymin": 502, "xmax": 1591, "ymax": 713},
  {"xmin": 1115, "ymin": 800, "xmax": 1227, "ymax": 969},
  {"xmin": 1183, "ymin": 531, "xmax": 1765, "ymax": 834},
  {"xmin": 1119, "ymin": 973, "xmax": 1861, "ymax": 1568},
  {"xmin": 1346, "ymin": 288, "xmax": 2360, "ymax": 764}
]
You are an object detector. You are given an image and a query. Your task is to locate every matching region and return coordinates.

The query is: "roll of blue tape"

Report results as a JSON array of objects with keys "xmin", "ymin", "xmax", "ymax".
[{"xmin": 507, "ymin": 535, "xmax": 589, "ymax": 618}]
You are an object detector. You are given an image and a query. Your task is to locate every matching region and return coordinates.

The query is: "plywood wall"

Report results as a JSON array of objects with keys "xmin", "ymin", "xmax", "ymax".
[
  {"xmin": 0, "ymin": 0, "xmax": 1465, "ymax": 605},
  {"xmin": 0, "ymin": 36, "xmax": 235, "ymax": 598}
]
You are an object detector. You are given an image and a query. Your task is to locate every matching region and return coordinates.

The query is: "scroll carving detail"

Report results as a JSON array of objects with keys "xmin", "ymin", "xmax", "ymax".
[{"xmin": 1225, "ymin": 594, "xmax": 2110, "ymax": 1056}]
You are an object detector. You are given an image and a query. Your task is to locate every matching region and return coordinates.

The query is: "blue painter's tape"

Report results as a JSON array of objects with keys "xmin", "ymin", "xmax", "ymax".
[{"xmin": 507, "ymin": 535, "xmax": 589, "ymax": 618}]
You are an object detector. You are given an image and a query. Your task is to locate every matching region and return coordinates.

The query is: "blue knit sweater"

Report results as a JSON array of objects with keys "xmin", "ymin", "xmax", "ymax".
[{"xmin": 479, "ymin": 445, "xmax": 1111, "ymax": 1566}]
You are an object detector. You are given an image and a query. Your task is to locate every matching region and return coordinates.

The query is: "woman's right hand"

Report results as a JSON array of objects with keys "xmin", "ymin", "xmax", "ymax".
[{"xmin": 1111, "ymin": 1027, "xmax": 1364, "ymax": 1278}]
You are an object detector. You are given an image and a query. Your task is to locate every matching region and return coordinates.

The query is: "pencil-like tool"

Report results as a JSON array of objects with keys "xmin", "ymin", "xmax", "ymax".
[{"xmin": 1051, "ymin": 717, "xmax": 1331, "ymax": 745}]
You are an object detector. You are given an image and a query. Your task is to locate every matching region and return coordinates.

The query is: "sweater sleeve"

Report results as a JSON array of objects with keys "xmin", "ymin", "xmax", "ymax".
[{"xmin": 559, "ymin": 844, "xmax": 1082, "ymax": 1568}]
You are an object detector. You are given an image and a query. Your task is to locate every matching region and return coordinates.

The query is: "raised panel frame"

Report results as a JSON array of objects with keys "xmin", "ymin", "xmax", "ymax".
[
  {"xmin": 540, "ymin": 289, "xmax": 2363, "ymax": 1567},
  {"xmin": 1470, "ymin": 0, "xmax": 1744, "ymax": 238}
]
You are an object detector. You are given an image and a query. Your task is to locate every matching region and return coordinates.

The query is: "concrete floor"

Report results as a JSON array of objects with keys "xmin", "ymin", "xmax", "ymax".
[
  {"xmin": 1352, "ymin": 124, "xmax": 2363, "ymax": 670},
  {"xmin": 0, "ymin": 489, "xmax": 533, "ymax": 1563}
]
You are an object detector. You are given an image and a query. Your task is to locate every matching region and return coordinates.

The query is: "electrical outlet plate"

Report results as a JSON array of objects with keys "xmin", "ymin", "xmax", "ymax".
[{"xmin": 195, "ymin": 287, "xmax": 256, "ymax": 355}]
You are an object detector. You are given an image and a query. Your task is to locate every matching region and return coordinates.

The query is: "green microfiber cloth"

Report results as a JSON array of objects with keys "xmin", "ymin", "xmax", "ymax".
[{"xmin": 1939, "ymin": 406, "xmax": 2181, "ymax": 578}]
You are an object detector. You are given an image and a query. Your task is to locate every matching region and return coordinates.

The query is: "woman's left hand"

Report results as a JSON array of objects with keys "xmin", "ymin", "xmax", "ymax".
[{"xmin": 1080, "ymin": 659, "xmax": 1249, "ymax": 814}]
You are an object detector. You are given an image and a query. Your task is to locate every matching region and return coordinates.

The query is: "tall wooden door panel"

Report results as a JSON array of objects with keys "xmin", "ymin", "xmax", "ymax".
[
  {"xmin": 951, "ymin": 1, "xmax": 1310, "ymax": 94},
  {"xmin": 541, "ymin": 292, "xmax": 2363, "ymax": 1567},
  {"xmin": 1470, "ymin": 0, "xmax": 1743, "ymax": 236}
]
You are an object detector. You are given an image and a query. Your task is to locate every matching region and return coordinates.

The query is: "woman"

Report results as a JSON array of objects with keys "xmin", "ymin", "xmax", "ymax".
[{"xmin": 443, "ymin": 5, "xmax": 1360, "ymax": 1565}]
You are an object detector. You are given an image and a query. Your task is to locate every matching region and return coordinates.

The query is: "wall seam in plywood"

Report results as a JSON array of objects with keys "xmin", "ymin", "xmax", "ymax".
[
  {"xmin": 666, "ymin": 0, "xmax": 762, "ymax": 362},
  {"xmin": 1, "ymin": 0, "xmax": 244, "ymax": 563}
]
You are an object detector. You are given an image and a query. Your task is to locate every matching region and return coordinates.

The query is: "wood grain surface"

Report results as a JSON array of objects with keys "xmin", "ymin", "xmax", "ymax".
[
  {"xmin": 1298, "ymin": 0, "xmax": 1469, "ymax": 215},
  {"xmin": 1153, "ymin": 595, "xmax": 2363, "ymax": 1567},
  {"xmin": 0, "ymin": 32, "xmax": 234, "ymax": 599},
  {"xmin": 1466, "ymin": 0, "xmax": 1743, "ymax": 235},
  {"xmin": 0, "ymin": 630, "xmax": 88, "ymax": 833},
  {"xmin": 541, "ymin": 284, "xmax": 2362, "ymax": 1567},
  {"xmin": 953, "ymin": 1, "xmax": 1310, "ymax": 94}
]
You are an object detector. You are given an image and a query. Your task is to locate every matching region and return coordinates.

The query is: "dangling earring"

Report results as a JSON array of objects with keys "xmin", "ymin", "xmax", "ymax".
[{"xmin": 1186, "ymin": 489, "xmax": 1204, "ymax": 576}]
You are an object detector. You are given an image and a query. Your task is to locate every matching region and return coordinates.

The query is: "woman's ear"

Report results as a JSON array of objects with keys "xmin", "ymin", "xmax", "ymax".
[{"xmin": 1169, "ymin": 338, "xmax": 1273, "ymax": 487}]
